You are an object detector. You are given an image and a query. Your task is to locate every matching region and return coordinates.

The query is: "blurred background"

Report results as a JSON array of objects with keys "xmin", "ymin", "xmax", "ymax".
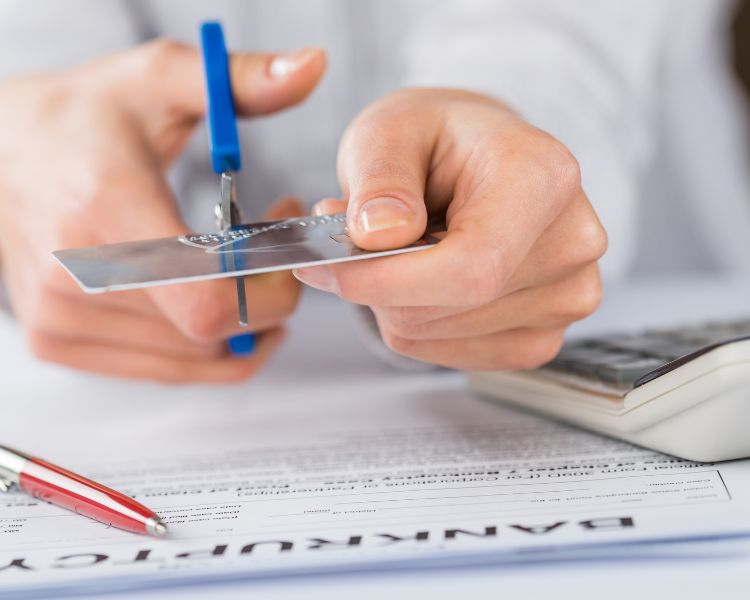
[{"xmin": 0, "ymin": 0, "xmax": 749, "ymax": 282}]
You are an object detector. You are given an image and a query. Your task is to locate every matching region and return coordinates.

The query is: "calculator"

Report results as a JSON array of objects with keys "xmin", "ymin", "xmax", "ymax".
[{"xmin": 469, "ymin": 318, "xmax": 750, "ymax": 462}]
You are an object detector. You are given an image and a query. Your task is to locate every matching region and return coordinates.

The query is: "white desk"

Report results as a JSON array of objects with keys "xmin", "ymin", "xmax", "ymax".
[{"xmin": 2, "ymin": 277, "xmax": 750, "ymax": 600}]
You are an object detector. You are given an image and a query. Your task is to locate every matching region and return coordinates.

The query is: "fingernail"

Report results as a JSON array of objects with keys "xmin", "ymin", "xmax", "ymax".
[
  {"xmin": 357, "ymin": 197, "xmax": 414, "ymax": 233},
  {"xmin": 269, "ymin": 48, "xmax": 319, "ymax": 79},
  {"xmin": 293, "ymin": 266, "xmax": 338, "ymax": 294}
]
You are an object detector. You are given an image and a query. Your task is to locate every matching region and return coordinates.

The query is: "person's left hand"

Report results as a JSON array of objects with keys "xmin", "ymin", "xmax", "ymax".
[{"xmin": 294, "ymin": 88, "xmax": 607, "ymax": 371}]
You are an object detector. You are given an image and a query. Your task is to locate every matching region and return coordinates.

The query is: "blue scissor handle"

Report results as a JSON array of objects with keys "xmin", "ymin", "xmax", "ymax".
[
  {"xmin": 220, "ymin": 249, "xmax": 256, "ymax": 355},
  {"xmin": 201, "ymin": 21, "xmax": 255, "ymax": 356},
  {"xmin": 201, "ymin": 22, "xmax": 242, "ymax": 174}
]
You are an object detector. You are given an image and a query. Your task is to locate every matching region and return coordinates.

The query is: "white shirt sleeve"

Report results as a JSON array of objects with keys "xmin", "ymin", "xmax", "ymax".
[{"xmin": 399, "ymin": 0, "xmax": 686, "ymax": 282}]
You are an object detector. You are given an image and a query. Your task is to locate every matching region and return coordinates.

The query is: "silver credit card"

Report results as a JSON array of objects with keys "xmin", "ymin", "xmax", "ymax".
[{"xmin": 53, "ymin": 213, "xmax": 439, "ymax": 293}]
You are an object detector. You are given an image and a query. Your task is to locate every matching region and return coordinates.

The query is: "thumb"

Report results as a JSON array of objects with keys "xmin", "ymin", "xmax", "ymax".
[
  {"xmin": 113, "ymin": 40, "xmax": 326, "ymax": 122},
  {"xmin": 337, "ymin": 105, "xmax": 431, "ymax": 251},
  {"xmin": 229, "ymin": 47, "xmax": 327, "ymax": 116}
]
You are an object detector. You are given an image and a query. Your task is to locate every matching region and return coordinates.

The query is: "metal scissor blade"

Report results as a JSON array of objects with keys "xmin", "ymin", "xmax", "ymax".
[
  {"xmin": 219, "ymin": 172, "xmax": 234, "ymax": 234},
  {"xmin": 218, "ymin": 172, "xmax": 248, "ymax": 327}
]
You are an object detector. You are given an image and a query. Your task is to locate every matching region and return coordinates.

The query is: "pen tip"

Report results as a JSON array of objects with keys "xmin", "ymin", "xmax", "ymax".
[{"xmin": 146, "ymin": 517, "xmax": 168, "ymax": 537}]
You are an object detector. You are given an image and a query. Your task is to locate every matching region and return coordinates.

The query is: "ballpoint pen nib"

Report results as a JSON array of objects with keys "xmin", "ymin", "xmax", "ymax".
[{"xmin": 146, "ymin": 517, "xmax": 168, "ymax": 537}]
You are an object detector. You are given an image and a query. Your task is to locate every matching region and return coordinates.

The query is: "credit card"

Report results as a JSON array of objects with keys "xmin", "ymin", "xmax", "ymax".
[{"xmin": 53, "ymin": 213, "xmax": 439, "ymax": 293}]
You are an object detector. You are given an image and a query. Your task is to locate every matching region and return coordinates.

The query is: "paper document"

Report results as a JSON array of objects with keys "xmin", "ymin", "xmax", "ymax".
[{"xmin": 2, "ymin": 368, "xmax": 750, "ymax": 598}]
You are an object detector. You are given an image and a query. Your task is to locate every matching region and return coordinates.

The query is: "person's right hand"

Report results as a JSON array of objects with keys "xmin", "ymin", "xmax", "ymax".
[{"xmin": 0, "ymin": 40, "xmax": 326, "ymax": 382}]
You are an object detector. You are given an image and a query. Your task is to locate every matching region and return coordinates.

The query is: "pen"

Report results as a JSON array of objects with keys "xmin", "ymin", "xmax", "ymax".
[
  {"xmin": 0, "ymin": 445, "xmax": 167, "ymax": 537},
  {"xmin": 200, "ymin": 21, "xmax": 256, "ymax": 356}
]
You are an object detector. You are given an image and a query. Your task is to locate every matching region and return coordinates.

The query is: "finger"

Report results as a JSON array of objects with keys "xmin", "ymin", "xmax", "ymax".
[
  {"xmin": 78, "ymin": 160, "xmax": 301, "ymax": 341},
  {"xmin": 299, "ymin": 103, "xmax": 588, "ymax": 307},
  {"xmin": 296, "ymin": 140, "xmax": 570, "ymax": 306},
  {"xmin": 84, "ymin": 289, "xmax": 162, "ymax": 320},
  {"xmin": 375, "ymin": 323, "xmax": 565, "ymax": 372},
  {"xmin": 28, "ymin": 327, "xmax": 286, "ymax": 384},
  {"xmin": 31, "ymin": 290, "xmax": 225, "ymax": 360},
  {"xmin": 295, "ymin": 185, "xmax": 600, "ymax": 309},
  {"xmin": 312, "ymin": 197, "xmax": 347, "ymax": 216},
  {"xmin": 96, "ymin": 170, "xmax": 300, "ymax": 342},
  {"xmin": 265, "ymin": 196, "xmax": 305, "ymax": 220},
  {"xmin": 230, "ymin": 48, "xmax": 326, "ymax": 116},
  {"xmin": 502, "ymin": 192, "xmax": 607, "ymax": 294},
  {"xmin": 68, "ymin": 158, "xmax": 242, "ymax": 339},
  {"xmin": 336, "ymin": 96, "xmax": 432, "ymax": 251},
  {"xmin": 44, "ymin": 272, "xmax": 164, "ymax": 320},
  {"xmin": 115, "ymin": 40, "xmax": 327, "ymax": 121},
  {"xmin": 151, "ymin": 271, "xmax": 301, "ymax": 343},
  {"xmin": 374, "ymin": 263, "xmax": 601, "ymax": 341}
]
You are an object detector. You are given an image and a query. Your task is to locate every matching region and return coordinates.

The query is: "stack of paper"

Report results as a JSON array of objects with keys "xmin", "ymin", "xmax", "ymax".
[{"xmin": 1, "ymin": 293, "xmax": 749, "ymax": 598}]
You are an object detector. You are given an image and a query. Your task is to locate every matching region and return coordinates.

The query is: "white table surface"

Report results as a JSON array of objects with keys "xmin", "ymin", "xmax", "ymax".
[{"xmin": 2, "ymin": 276, "xmax": 750, "ymax": 599}]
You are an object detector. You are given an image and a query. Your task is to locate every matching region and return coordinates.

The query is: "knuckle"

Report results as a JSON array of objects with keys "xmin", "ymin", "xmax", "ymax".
[
  {"xmin": 546, "ymin": 140, "xmax": 582, "ymax": 199},
  {"xmin": 24, "ymin": 285, "xmax": 59, "ymax": 332},
  {"xmin": 570, "ymin": 272, "xmax": 603, "ymax": 319},
  {"xmin": 178, "ymin": 291, "xmax": 229, "ymax": 343},
  {"xmin": 576, "ymin": 216, "xmax": 609, "ymax": 263},
  {"xmin": 334, "ymin": 273, "xmax": 366, "ymax": 305},
  {"xmin": 552, "ymin": 270, "xmax": 603, "ymax": 324},
  {"xmin": 497, "ymin": 330, "xmax": 565, "ymax": 371},
  {"xmin": 393, "ymin": 306, "xmax": 440, "ymax": 326},
  {"xmin": 385, "ymin": 317, "xmax": 427, "ymax": 341},
  {"xmin": 522, "ymin": 330, "xmax": 565, "ymax": 369},
  {"xmin": 26, "ymin": 330, "xmax": 59, "ymax": 363},
  {"xmin": 181, "ymin": 310, "xmax": 225, "ymax": 344},
  {"xmin": 186, "ymin": 342, "xmax": 225, "ymax": 360},
  {"xmin": 463, "ymin": 248, "xmax": 507, "ymax": 306},
  {"xmin": 516, "ymin": 129, "xmax": 581, "ymax": 197},
  {"xmin": 378, "ymin": 306, "xmax": 439, "ymax": 335},
  {"xmin": 73, "ymin": 165, "xmax": 119, "ymax": 223},
  {"xmin": 39, "ymin": 260, "xmax": 74, "ymax": 295},
  {"xmin": 488, "ymin": 128, "xmax": 581, "ymax": 200},
  {"xmin": 226, "ymin": 363, "xmax": 260, "ymax": 384},
  {"xmin": 379, "ymin": 328, "xmax": 414, "ymax": 356},
  {"xmin": 380, "ymin": 306, "xmax": 412, "ymax": 327},
  {"xmin": 134, "ymin": 39, "xmax": 189, "ymax": 76}
]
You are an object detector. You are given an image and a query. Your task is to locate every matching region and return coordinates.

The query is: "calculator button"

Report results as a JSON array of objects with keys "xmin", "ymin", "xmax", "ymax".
[
  {"xmin": 605, "ymin": 337, "xmax": 702, "ymax": 361},
  {"xmin": 594, "ymin": 357, "xmax": 667, "ymax": 386},
  {"xmin": 540, "ymin": 317, "xmax": 750, "ymax": 390},
  {"xmin": 545, "ymin": 344, "xmax": 647, "ymax": 380}
]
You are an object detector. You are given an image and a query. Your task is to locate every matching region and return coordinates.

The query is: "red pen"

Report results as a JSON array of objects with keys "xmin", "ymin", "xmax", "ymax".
[{"xmin": 0, "ymin": 445, "xmax": 167, "ymax": 536}]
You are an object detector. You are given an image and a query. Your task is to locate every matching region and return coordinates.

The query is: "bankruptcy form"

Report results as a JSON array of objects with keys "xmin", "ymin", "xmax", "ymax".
[{"xmin": 1, "ymin": 294, "xmax": 750, "ymax": 597}]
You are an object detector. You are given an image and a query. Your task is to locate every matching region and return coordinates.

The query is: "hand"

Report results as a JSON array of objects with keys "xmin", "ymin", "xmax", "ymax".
[
  {"xmin": 0, "ymin": 40, "xmax": 326, "ymax": 382},
  {"xmin": 295, "ymin": 89, "xmax": 606, "ymax": 370}
]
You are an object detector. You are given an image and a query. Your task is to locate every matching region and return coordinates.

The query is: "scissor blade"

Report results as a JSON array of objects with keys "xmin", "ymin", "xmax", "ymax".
[{"xmin": 219, "ymin": 172, "xmax": 234, "ymax": 233}]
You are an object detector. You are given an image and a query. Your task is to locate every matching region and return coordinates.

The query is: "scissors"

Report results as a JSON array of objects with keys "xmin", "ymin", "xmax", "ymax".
[{"xmin": 200, "ymin": 22, "xmax": 255, "ymax": 355}]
